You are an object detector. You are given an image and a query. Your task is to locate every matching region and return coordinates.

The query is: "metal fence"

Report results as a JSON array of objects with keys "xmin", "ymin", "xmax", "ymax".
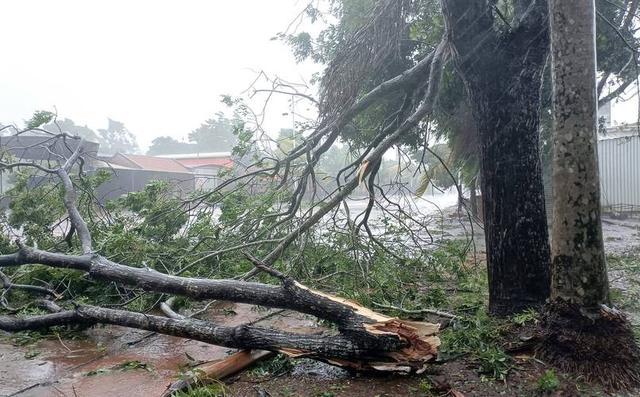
[{"xmin": 598, "ymin": 135, "xmax": 640, "ymax": 212}]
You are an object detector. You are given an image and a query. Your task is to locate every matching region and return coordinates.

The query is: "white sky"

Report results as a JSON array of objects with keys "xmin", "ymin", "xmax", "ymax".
[
  {"xmin": 0, "ymin": 1, "xmax": 322, "ymax": 150},
  {"xmin": 0, "ymin": 1, "xmax": 637, "ymax": 151}
]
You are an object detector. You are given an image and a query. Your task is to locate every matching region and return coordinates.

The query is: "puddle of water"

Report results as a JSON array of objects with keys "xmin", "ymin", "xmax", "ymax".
[
  {"xmin": 1, "ymin": 302, "xmax": 325, "ymax": 397},
  {"xmin": 0, "ymin": 342, "xmax": 55, "ymax": 396}
]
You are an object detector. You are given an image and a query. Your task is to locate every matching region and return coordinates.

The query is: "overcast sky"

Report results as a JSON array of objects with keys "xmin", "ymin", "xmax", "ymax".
[
  {"xmin": 1, "ymin": 1, "xmax": 637, "ymax": 152},
  {"xmin": 0, "ymin": 1, "xmax": 321, "ymax": 150}
]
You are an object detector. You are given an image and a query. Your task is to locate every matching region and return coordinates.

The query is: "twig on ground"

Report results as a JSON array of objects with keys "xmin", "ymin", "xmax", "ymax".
[{"xmin": 372, "ymin": 301, "xmax": 459, "ymax": 320}]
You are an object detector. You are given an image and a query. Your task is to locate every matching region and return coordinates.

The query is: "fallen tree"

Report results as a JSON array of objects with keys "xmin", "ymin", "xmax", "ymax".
[
  {"xmin": 0, "ymin": 17, "xmax": 448, "ymax": 371},
  {"xmin": 0, "ymin": 242, "xmax": 440, "ymax": 371}
]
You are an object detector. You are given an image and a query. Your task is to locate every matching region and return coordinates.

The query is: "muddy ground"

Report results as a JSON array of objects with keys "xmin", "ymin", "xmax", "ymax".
[{"xmin": 1, "ymin": 212, "xmax": 639, "ymax": 397}]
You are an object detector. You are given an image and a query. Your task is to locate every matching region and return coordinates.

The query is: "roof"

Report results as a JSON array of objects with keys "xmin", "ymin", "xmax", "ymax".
[
  {"xmin": 0, "ymin": 134, "xmax": 100, "ymax": 162},
  {"xmin": 93, "ymin": 160, "xmax": 136, "ymax": 170},
  {"xmin": 157, "ymin": 152, "xmax": 232, "ymax": 159},
  {"xmin": 156, "ymin": 152, "xmax": 234, "ymax": 169},
  {"xmin": 105, "ymin": 153, "xmax": 192, "ymax": 173},
  {"xmin": 176, "ymin": 157, "xmax": 234, "ymax": 168}
]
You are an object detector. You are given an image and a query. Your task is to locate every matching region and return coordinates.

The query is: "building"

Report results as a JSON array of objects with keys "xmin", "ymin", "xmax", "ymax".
[
  {"xmin": 96, "ymin": 153, "xmax": 197, "ymax": 201},
  {"xmin": 0, "ymin": 134, "xmax": 100, "ymax": 194},
  {"xmin": 95, "ymin": 152, "xmax": 235, "ymax": 201},
  {"xmin": 0, "ymin": 134, "xmax": 238, "ymax": 206},
  {"xmin": 158, "ymin": 152, "xmax": 234, "ymax": 190},
  {"xmin": 598, "ymin": 134, "xmax": 640, "ymax": 213}
]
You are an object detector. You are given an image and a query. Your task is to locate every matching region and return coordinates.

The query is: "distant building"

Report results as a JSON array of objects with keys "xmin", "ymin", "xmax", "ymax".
[
  {"xmin": 0, "ymin": 135, "xmax": 239, "ymax": 205},
  {"xmin": 157, "ymin": 152, "xmax": 234, "ymax": 190},
  {"xmin": 544, "ymin": 125, "xmax": 640, "ymax": 216},
  {"xmin": 0, "ymin": 134, "xmax": 100, "ymax": 194},
  {"xmin": 598, "ymin": 134, "xmax": 640, "ymax": 213},
  {"xmin": 95, "ymin": 152, "xmax": 235, "ymax": 201},
  {"xmin": 96, "ymin": 153, "xmax": 196, "ymax": 201}
]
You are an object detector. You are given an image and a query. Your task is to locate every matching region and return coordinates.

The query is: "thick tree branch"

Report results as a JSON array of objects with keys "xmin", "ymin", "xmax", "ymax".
[
  {"xmin": 0, "ymin": 270, "xmax": 58, "ymax": 298},
  {"xmin": 0, "ymin": 304, "xmax": 439, "ymax": 369}
]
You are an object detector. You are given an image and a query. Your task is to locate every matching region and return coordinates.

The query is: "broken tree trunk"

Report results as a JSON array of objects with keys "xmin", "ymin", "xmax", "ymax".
[{"xmin": 0, "ymin": 245, "xmax": 440, "ymax": 373}]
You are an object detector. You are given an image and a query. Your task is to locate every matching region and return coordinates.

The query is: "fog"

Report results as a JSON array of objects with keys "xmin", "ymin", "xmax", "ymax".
[{"xmin": 0, "ymin": 1, "xmax": 321, "ymax": 149}]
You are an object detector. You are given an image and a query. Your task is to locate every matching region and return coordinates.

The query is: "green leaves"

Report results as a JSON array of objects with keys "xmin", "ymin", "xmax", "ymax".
[
  {"xmin": 26, "ymin": 110, "xmax": 55, "ymax": 129},
  {"xmin": 415, "ymin": 172, "xmax": 431, "ymax": 197},
  {"xmin": 537, "ymin": 369, "xmax": 560, "ymax": 393}
]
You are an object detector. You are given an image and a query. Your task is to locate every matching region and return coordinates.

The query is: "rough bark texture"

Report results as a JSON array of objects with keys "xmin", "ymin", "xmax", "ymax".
[
  {"xmin": 540, "ymin": 0, "xmax": 640, "ymax": 390},
  {"xmin": 0, "ymin": 246, "xmax": 440, "ymax": 372},
  {"xmin": 442, "ymin": 0, "xmax": 551, "ymax": 315},
  {"xmin": 549, "ymin": 0, "xmax": 608, "ymax": 309}
]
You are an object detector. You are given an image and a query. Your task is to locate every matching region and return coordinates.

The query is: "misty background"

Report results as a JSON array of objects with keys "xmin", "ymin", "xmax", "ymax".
[
  {"xmin": 0, "ymin": 0, "xmax": 321, "ymax": 151},
  {"xmin": 0, "ymin": 0, "xmax": 636, "ymax": 152}
]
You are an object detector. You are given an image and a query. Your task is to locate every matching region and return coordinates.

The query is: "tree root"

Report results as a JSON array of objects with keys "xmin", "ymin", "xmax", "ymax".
[{"xmin": 538, "ymin": 300, "xmax": 640, "ymax": 391}]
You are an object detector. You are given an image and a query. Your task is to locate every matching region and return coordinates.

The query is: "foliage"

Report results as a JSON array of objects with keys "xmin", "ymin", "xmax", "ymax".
[
  {"xmin": 147, "ymin": 113, "xmax": 241, "ymax": 155},
  {"xmin": 188, "ymin": 112, "xmax": 239, "ymax": 153},
  {"xmin": 414, "ymin": 143, "xmax": 456, "ymax": 193},
  {"xmin": 277, "ymin": 0, "xmax": 639, "ymax": 196},
  {"xmin": 26, "ymin": 110, "xmax": 55, "ymax": 129},
  {"xmin": 441, "ymin": 309, "xmax": 511, "ymax": 381},
  {"xmin": 477, "ymin": 346, "xmax": 510, "ymax": 381},
  {"xmin": 98, "ymin": 118, "xmax": 140, "ymax": 155},
  {"xmin": 26, "ymin": 114, "xmax": 138, "ymax": 155},
  {"xmin": 42, "ymin": 118, "xmax": 101, "ymax": 143},
  {"xmin": 147, "ymin": 136, "xmax": 198, "ymax": 155},
  {"xmin": 536, "ymin": 369, "xmax": 560, "ymax": 393},
  {"xmin": 512, "ymin": 308, "xmax": 539, "ymax": 327},
  {"xmin": 250, "ymin": 354, "xmax": 293, "ymax": 377}
]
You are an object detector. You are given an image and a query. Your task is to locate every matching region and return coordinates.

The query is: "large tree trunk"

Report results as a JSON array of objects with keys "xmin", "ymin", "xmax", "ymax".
[
  {"xmin": 442, "ymin": 0, "xmax": 551, "ymax": 315},
  {"xmin": 541, "ymin": 0, "xmax": 640, "ymax": 390},
  {"xmin": 549, "ymin": 0, "xmax": 608, "ymax": 309}
]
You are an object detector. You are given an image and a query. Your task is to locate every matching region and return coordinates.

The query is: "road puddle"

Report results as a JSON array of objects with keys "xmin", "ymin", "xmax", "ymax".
[{"xmin": 1, "ymin": 303, "xmax": 320, "ymax": 396}]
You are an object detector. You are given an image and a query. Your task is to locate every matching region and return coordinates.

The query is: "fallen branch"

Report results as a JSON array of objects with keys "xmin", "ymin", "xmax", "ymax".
[
  {"xmin": 0, "ymin": 35, "xmax": 449, "ymax": 376},
  {"xmin": 372, "ymin": 302, "xmax": 459, "ymax": 320},
  {"xmin": 161, "ymin": 350, "xmax": 275, "ymax": 397},
  {"xmin": 0, "ymin": 303, "xmax": 439, "ymax": 371}
]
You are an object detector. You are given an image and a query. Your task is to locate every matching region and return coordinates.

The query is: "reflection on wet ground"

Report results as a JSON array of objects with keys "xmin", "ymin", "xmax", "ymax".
[{"xmin": 0, "ymin": 303, "xmax": 323, "ymax": 397}]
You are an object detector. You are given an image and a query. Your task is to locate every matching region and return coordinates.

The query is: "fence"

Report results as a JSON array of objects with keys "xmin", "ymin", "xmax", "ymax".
[{"xmin": 598, "ymin": 135, "xmax": 640, "ymax": 213}]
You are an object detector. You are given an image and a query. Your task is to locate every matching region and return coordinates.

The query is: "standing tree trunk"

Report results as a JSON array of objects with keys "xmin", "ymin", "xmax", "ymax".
[
  {"xmin": 541, "ymin": 0, "xmax": 640, "ymax": 390},
  {"xmin": 549, "ymin": 0, "xmax": 608, "ymax": 312},
  {"xmin": 442, "ymin": 0, "xmax": 551, "ymax": 315}
]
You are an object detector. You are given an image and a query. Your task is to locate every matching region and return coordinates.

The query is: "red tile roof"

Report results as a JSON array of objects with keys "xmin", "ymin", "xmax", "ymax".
[{"xmin": 109, "ymin": 154, "xmax": 192, "ymax": 173}]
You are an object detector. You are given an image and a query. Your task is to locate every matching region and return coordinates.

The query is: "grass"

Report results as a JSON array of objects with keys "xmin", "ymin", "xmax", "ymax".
[
  {"xmin": 536, "ymin": 369, "xmax": 560, "ymax": 393},
  {"xmin": 249, "ymin": 354, "xmax": 293, "ymax": 377},
  {"xmin": 174, "ymin": 382, "xmax": 226, "ymax": 397}
]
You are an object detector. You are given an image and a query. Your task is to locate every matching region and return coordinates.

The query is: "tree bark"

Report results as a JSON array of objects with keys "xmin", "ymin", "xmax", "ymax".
[
  {"xmin": 0, "ymin": 246, "xmax": 440, "ymax": 372},
  {"xmin": 539, "ymin": 0, "xmax": 640, "ymax": 390},
  {"xmin": 549, "ymin": 0, "xmax": 608, "ymax": 309},
  {"xmin": 442, "ymin": 0, "xmax": 551, "ymax": 315}
]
